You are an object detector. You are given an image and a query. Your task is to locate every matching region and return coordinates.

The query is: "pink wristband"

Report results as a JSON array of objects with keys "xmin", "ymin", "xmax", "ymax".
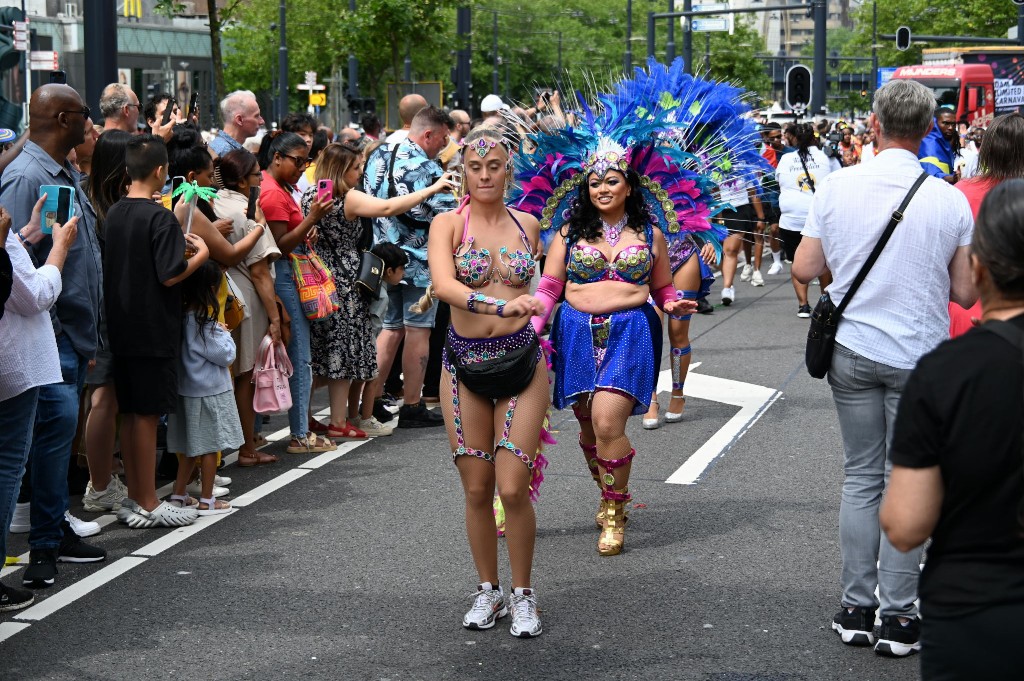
[
  {"xmin": 531, "ymin": 274, "xmax": 564, "ymax": 334},
  {"xmin": 651, "ymin": 283, "xmax": 678, "ymax": 311}
]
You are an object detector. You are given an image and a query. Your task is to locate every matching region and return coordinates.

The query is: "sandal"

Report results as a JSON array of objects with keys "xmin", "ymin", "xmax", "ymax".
[
  {"xmin": 326, "ymin": 422, "xmax": 368, "ymax": 441},
  {"xmin": 238, "ymin": 450, "xmax": 279, "ymax": 467},
  {"xmin": 253, "ymin": 433, "xmax": 267, "ymax": 446},
  {"xmin": 168, "ymin": 494, "xmax": 199, "ymax": 508},
  {"xmin": 308, "ymin": 417, "xmax": 330, "ymax": 435},
  {"xmin": 286, "ymin": 434, "xmax": 335, "ymax": 454},
  {"xmin": 642, "ymin": 398, "xmax": 660, "ymax": 430},
  {"xmin": 197, "ymin": 496, "xmax": 232, "ymax": 516},
  {"xmin": 665, "ymin": 395, "xmax": 686, "ymax": 423}
]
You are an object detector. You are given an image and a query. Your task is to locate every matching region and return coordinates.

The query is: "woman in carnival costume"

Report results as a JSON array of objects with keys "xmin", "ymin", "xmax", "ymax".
[
  {"xmin": 610, "ymin": 60, "xmax": 770, "ymax": 428},
  {"xmin": 427, "ymin": 126, "xmax": 550, "ymax": 638},
  {"xmin": 511, "ymin": 76, "xmax": 707, "ymax": 556}
]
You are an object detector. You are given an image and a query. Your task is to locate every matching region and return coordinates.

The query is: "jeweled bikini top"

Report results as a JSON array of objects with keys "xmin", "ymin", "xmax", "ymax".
[
  {"xmin": 454, "ymin": 207, "xmax": 537, "ymax": 289},
  {"xmin": 566, "ymin": 241, "xmax": 653, "ymax": 285}
]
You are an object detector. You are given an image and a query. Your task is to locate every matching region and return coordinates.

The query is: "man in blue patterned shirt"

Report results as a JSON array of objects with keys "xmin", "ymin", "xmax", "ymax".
[{"xmin": 363, "ymin": 106, "xmax": 455, "ymax": 427}]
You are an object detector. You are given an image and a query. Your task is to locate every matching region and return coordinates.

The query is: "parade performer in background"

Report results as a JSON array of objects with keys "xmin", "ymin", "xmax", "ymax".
[
  {"xmin": 511, "ymin": 78, "xmax": 704, "ymax": 556},
  {"xmin": 427, "ymin": 127, "xmax": 548, "ymax": 638}
]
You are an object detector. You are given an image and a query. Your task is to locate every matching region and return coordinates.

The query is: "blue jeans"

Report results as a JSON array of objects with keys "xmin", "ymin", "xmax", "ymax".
[
  {"xmin": 275, "ymin": 259, "xmax": 312, "ymax": 438},
  {"xmin": 0, "ymin": 387, "xmax": 39, "ymax": 562},
  {"xmin": 28, "ymin": 332, "xmax": 89, "ymax": 549},
  {"xmin": 828, "ymin": 344, "xmax": 921, "ymax": 617}
]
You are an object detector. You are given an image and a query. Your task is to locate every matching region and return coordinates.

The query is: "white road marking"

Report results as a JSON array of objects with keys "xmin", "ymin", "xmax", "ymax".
[
  {"xmin": 659, "ymin": 367, "xmax": 781, "ymax": 485},
  {"xmin": 14, "ymin": 557, "xmax": 148, "ymax": 621},
  {"xmin": 1, "ymin": 409, "xmax": 380, "ymax": 642}
]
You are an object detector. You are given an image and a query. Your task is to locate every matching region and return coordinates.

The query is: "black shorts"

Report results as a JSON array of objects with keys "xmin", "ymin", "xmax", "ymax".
[
  {"xmin": 718, "ymin": 204, "xmax": 755, "ymax": 237},
  {"xmin": 113, "ymin": 356, "xmax": 178, "ymax": 416},
  {"xmin": 764, "ymin": 203, "xmax": 782, "ymax": 225},
  {"xmin": 780, "ymin": 228, "xmax": 803, "ymax": 261}
]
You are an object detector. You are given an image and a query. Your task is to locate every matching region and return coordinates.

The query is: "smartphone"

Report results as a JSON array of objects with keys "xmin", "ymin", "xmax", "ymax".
[
  {"xmin": 246, "ymin": 186, "xmax": 260, "ymax": 221},
  {"xmin": 49, "ymin": 70, "xmax": 66, "ymax": 85},
  {"xmin": 317, "ymin": 179, "xmax": 333, "ymax": 203},
  {"xmin": 169, "ymin": 175, "xmax": 186, "ymax": 209},
  {"xmin": 161, "ymin": 98, "xmax": 176, "ymax": 126},
  {"xmin": 188, "ymin": 91, "xmax": 200, "ymax": 126},
  {"xmin": 39, "ymin": 185, "xmax": 75, "ymax": 234}
]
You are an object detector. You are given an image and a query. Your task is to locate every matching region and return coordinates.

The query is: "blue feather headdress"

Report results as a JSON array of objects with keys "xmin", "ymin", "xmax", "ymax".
[{"xmin": 510, "ymin": 59, "xmax": 769, "ymax": 251}]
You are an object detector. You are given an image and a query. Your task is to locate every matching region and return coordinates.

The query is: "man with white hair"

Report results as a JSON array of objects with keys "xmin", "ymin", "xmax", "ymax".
[
  {"xmin": 793, "ymin": 78, "xmax": 976, "ymax": 658},
  {"xmin": 210, "ymin": 90, "xmax": 264, "ymax": 157},
  {"xmin": 98, "ymin": 83, "xmax": 141, "ymax": 133}
]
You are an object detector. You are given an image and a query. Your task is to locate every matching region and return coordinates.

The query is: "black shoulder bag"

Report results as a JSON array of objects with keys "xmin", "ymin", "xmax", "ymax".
[
  {"xmin": 805, "ymin": 171, "xmax": 929, "ymax": 379},
  {"xmin": 355, "ymin": 214, "xmax": 385, "ymax": 298}
]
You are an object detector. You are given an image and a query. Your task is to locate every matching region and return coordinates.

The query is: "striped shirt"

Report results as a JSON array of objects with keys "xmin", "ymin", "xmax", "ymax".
[{"xmin": 803, "ymin": 148, "xmax": 973, "ymax": 369}]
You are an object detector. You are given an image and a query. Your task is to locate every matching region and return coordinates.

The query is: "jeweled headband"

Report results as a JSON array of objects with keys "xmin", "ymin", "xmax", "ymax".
[
  {"xmin": 462, "ymin": 135, "xmax": 514, "ymax": 159},
  {"xmin": 583, "ymin": 137, "xmax": 629, "ymax": 177}
]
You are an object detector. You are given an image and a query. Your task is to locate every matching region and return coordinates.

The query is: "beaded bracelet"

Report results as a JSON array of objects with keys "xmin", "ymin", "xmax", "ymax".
[{"xmin": 466, "ymin": 291, "xmax": 507, "ymax": 315}]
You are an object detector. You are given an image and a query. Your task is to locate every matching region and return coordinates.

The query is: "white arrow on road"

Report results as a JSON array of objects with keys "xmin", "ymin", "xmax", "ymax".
[{"xmin": 657, "ymin": 366, "xmax": 781, "ymax": 485}]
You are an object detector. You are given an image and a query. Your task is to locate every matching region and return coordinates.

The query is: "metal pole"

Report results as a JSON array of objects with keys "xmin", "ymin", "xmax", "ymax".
[
  {"xmin": 278, "ymin": 0, "xmax": 288, "ymax": 122},
  {"xmin": 811, "ymin": 0, "xmax": 827, "ymax": 115},
  {"xmin": 648, "ymin": 12, "xmax": 656, "ymax": 58},
  {"xmin": 625, "ymin": 0, "xmax": 633, "ymax": 73},
  {"xmin": 404, "ymin": 43, "xmax": 412, "ymax": 81},
  {"xmin": 704, "ymin": 31, "xmax": 710, "ymax": 72},
  {"xmin": 667, "ymin": 0, "xmax": 676, "ymax": 62},
  {"xmin": 348, "ymin": 0, "xmax": 359, "ymax": 101},
  {"xmin": 1018, "ymin": 3, "xmax": 1024, "ymax": 47},
  {"xmin": 682, "ymin": 0, "xmax": 693, "ymax": 72},
  {"xmin": 870, "ymin": 0, "xmax": 877, "ymax": 99},
  {"xmin": 492, "ymin": 12, "xmax": 499, "ymax": 93},
  {"xmin": 558, "ymin": 32, "xmax": 563, "ymax": 74}
]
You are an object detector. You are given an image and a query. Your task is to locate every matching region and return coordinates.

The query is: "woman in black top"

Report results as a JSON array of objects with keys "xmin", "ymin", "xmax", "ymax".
[{"xmin": 881, "ymin": 179, "xmax": 1024, "ymax": 679}]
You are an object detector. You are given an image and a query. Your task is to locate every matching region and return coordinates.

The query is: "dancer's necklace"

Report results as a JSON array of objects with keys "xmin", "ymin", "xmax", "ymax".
[{"xmin": 603, "ymin": 214, "xmax": 628, "ymax": 247}]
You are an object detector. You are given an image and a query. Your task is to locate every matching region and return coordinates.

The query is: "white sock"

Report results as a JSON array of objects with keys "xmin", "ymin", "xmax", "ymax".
[{"xmin": 771, "ymin": 250, "xmax": 782, "ymax": 264}]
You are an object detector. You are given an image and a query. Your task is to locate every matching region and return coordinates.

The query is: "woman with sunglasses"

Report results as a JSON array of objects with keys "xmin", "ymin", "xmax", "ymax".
[{"xmin": 257, "ymin": 131, "xmax": 334, "ymax": 454}]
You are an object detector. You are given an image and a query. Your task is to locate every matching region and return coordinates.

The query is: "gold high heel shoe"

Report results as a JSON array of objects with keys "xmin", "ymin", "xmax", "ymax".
[{"xmin": 598, "ymin": 490, "xmax": 629, "ymax": 556}]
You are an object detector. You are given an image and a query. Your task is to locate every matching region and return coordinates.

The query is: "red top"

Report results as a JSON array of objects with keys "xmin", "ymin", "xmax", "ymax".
[
  {"xmin": 948, "ymin": 176, "xmax": 996, "ymax": 338},
  {"xmin": 258, "ymin": 170, "xmax": 302, "ymax": 231}
]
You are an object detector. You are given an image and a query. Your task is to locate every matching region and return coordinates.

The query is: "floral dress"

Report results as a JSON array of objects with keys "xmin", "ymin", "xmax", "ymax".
[{"xmin": 300, "ymin": 188, "xmax": 376, "ymax": 381}]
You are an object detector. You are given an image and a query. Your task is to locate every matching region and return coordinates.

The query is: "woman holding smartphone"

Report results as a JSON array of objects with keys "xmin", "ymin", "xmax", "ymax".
[{"xmin": 300, "ymin": 142, "xmax": 454, "ymax": 439}]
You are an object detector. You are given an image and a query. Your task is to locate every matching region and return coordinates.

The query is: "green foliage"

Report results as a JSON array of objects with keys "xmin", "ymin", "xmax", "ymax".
[
  {"xmin": 152, "ymin": 0, "xmax": 187, "ymax": 17},
  {"xmin": 705, "ymin": 19, "xmax": 771, "ymax": 100},
  {"xmin": 847, "ymin": 0, "xmax": 1019, "ymax": 68}
]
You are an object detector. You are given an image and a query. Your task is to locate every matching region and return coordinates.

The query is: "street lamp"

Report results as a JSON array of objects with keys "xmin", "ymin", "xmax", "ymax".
[{"xmin": 278, "ymin": 0, "xmax": 288, "ymax": 124}]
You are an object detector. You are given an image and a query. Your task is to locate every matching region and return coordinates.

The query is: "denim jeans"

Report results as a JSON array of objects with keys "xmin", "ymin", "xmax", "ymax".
[
  {"xmin": 28, "ymin": 332, "xmax": 88, "ymax": 549},
  {"xmin": 828, "ymin": 343, "xmax": 921, "ymax": 617},
  {"xmin": 0, "ymin": 387, "xmax": 39, "ymax": 562},
  {"xmin": 275, "ymin": 259, "xmax": 312, "ymax": 438}
]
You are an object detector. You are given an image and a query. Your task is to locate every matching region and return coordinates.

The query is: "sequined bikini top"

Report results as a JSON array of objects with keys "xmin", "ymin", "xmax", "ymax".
[
  {"xmin": 566, "ymin": 242, "xmax": 654, "ymax": 285},
  {"xmin": 454, "ymin": 208, "xmax": 537, "ymax": 289}
]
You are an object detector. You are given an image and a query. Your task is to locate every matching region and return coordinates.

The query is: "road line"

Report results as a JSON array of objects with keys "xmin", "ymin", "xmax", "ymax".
[
  {"xmin": 227, "ymin": 468, "xmax": 312, "ymax": 507},
  {"xmin": 0, "ymin": 622, "xmax": 31, "ymax": 643},
  {"xmin": 660, "ymin": 367, "xmax": 781, "ymax": 485},
  {"xmin": 298, "ymin": 440, "xmax": 365, "ymax": 469},
  {"xmin": 131, "ymin": 511, "xmax": 237, "ymax": 557},
  {"xmin": 13, "ymin": 556, "xmax": 148, "ymax": 621}
]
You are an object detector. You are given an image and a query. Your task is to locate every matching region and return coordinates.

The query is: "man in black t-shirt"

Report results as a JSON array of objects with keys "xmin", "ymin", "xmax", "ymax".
[{"xmin": 104, "ymin": 135, "xmax": 208, "ymax": 529}]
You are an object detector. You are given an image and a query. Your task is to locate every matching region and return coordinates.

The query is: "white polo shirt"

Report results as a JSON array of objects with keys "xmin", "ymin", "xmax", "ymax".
[{"xmin": 803, "ymin": 148, "xmax": 973, "ymax": 369}]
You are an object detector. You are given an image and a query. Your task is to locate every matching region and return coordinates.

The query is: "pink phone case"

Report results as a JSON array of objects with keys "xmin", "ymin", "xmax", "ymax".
[{"xmin": 317, "ymin": 180, "xmax": 333, "ymax": 202}]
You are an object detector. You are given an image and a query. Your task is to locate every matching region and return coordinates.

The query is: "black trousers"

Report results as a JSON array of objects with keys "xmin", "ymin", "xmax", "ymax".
[
  {"xmin": 422, "ymin": 302, "xmax": 450, "ymax": 399},
  {"xmin": 920, "ymin": 601, "xmax": 1024, "ymax": 680}
]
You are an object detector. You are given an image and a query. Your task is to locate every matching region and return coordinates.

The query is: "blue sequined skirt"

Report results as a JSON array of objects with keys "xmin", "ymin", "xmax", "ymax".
[{"xmin": 551, "ymin": 301, "xmax": 662, "ymax": 416}]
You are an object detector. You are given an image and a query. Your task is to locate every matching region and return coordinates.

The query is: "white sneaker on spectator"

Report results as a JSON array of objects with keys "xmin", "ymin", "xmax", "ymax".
[
  {"xmin": 722, "ymin": 286, "xmax": 735, "ymax": 306},
  {"xmin": 214, "ymin": 475, "xmax": 232, "ymax": 487},
  {"xmin": 9, "ymin": 502, "xmax": 29, "ymax": 533},
  {"xmin": 355, "ymin": 416, "xmax": 394, "ymax": 437},
  {"xmin": 739, "ymin": 264, "xmax": 753, "ymax": 282},
  {"xmin": 125, "ymin": 501, "xmax": 197, "ymax": 529},
  {"xmin": 82, "ymin": 475, "xmax": 128, "ymax": 512},
  {"xmin": 186, "ymin": 481, "xmax": 229, "ymax": 498},
  {"xmin": 767, "ymin": 261, "xmax": 784, "ymax": 275},
  {"xmin": 64, "ymin": 511, "xmax": 101, "ymax": 538},
  {"xmin": 751, "ymin": 270, "xmax": 764, "ymax": 287}
]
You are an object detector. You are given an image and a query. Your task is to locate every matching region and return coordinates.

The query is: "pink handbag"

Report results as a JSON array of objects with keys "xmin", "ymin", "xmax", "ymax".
[{"xmin": 252, "ymin": 334, "xmax": 294, "ymax": 414}]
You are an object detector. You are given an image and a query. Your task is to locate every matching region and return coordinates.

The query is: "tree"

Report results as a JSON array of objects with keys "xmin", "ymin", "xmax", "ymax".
[
  {"xmin": 705, "ymin": 19, "xmax": 771, "ymax": 100},
  {"xmin": 846, "ymin": 0, "xmax": 1019, "ymax": 68}
]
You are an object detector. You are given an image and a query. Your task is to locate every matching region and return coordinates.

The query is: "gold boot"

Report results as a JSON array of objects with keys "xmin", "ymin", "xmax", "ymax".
[{"xmin": 598, "ymin": 490, "xmax": 628, "ymax": 556}]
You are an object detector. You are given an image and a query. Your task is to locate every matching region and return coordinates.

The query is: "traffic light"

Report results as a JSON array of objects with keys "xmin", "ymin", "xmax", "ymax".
[
  {"xmin": 896, "ymin": 26, "xmax": 912, "ymax": 51},
  {"xmin": 785, "ymin": 64, "xmax": 812, "ymax": 110}
]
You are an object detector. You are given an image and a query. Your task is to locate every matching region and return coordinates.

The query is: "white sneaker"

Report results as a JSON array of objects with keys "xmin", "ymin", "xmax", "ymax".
[
  {"xmin": 722, "ymin": 286, "xmax": 735, "ymax": 306},
  {"xmin": 9, "ymin": 502, "xmax": 29, "ymax": 533},
  {"xmin": 354, "ymin": 416, "xmax": 394, "ymax": 437},
  {"xmin": 463, "ymin": 582, "xmax": 507, "ymax": 630},
  {"xmin": 186, "ymin": 481, "xmax": 229, "ymax": 498},
  {"xmin": 739, "ymin": 264, "xmax": 752, "ymax": 282},
  {"xmin": 214, "ymin": 475, "xmax": 232, "ymax": 487},
  {"xmin": 82, "ymin": 475, "xmax": 128, "ymax": 512},
  {"xmin": 125, "ymin": 501, "xmax": 197, "ymax": 529},
  {"xmin": 767, "ymin": 261, "xmax": 784, "ymax": 275},
  {"xmin": 508, "ymin": 587, "xmax": 542, "ymax": 638},
  {"xmin": 751, "ymin": 270, "xmax": 764, "ymax": 287},
  {"xmin": 64, "ymin": 511, "xmax": 101, "ymax": 538}
]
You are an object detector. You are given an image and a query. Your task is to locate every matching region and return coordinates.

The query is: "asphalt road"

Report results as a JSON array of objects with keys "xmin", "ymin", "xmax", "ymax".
[{"xmin": 1, "ymin": 269, "xmax": 923, "ymax": 680}]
